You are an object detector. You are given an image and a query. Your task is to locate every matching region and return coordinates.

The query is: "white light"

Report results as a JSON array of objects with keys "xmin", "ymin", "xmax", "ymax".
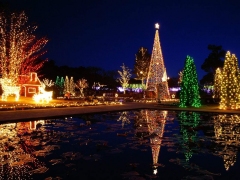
[
  {"xmin": 33, "ymin": 86, "xmax": 53, "ymax": 103},
  {"xmin": 155, "ymin": 23, "xmax": 159, "ymax": 29}
]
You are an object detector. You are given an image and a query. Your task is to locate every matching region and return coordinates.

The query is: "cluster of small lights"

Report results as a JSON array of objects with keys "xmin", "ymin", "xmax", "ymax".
[
  {"xmin": 219, "ymin": 51, "xmax": 240, "ymax": 110},
  {"xmin": 75, "ymin": 78, "xmax": 88, "ymax": 97},
  {"xmin": 117, "ymin": 63, "xmax": 132, "ymax": 94},
  {"xmin": 214, "ymin": 114, "xmax": 240, "ymax": 170},
  {"xmin": 178, "ymin": 111, "xmax": 201, "ymax": 162},
  {"xmin": 145, "ymin": 110, "xmax": 166, "ymax": 175},
  {"xmin": 32, "ymin": 85, "xmax": 53, "ymax": 103},
  {"xmin": 0, "ymin": 78, "xmax": 20, "ymax": 101},
  {"xmin": 117, "ymin": 111, "xmax": 130, "ymax": 128},
  {"xmin": 0, "ymin": 11, "xmax": 48, "ymax": 86},
  {"xmin": 42, "ymin": 78, "xmax": 54, "ymax": 87},
  {"xmin": 213, "ymin": 68, "xmax": 222, "ymax": 99},
  {"xmin": 146, "ymin": 23, "xmax": 170, "ymax": 100},
  {"xmin": 179, "ymin": 56, "xmax": 201, "ymax": 108},
  {"xmin": 0, "ymin": 122, "xmax": 46, "ymax": 179},
  {"xmin": 64, "ymin": 76, "xmax": 75, "ymax": 96},
  {"xmin": 134, "ymin": 47, "xmax": 151, "ymax": 88}
]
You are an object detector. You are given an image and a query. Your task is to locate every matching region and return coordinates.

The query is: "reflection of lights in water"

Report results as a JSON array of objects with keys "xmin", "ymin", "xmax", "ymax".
[
  {"xmin": 214, "ymin": 114, "xmax": 240, "ymax": 171},
  {"xmin": 138, "ymin": 109, "xmax": 167, "ymax": 175},
  {"xmin": 0, "ymin": 121, "xmax": 46, "ymax": 179},
  {"xmin": 118, "ymin": 111, "xmax": 130, "ymax": 128}
]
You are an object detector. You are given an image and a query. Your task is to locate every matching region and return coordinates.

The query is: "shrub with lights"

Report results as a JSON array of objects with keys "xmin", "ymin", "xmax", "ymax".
[{"xmin": 179, "ymin": 55, "xmax": 201, "ymax": 108}]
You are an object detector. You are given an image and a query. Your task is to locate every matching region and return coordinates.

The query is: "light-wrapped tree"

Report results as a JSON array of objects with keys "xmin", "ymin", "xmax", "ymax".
[
  {"xmin": 117, "ymin": 63, "xmax": 131, "ymax": 94},
  {"xmin": 219, "ymin": 51, "xmax": 240, "ymax": 109},
  {"xmin": 213, "ymin": 68, "xmax": 222, "ymax": 100},
  {"xmin": 179, "ymin": 56, "xmax": 201, "ymax": 107},
  {"xmin": 76, "ymin": 78, "xmax": 88, "ymax": 97},
  {"xmin": 0, "ymin": 11, "xmax": 48, "ymax": 86}
]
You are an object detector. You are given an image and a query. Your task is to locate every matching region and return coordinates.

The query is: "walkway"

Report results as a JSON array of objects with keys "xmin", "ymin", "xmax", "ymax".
[{"xmin": 1, "ymin": 102, "xmax": 240, "ymax": 123}]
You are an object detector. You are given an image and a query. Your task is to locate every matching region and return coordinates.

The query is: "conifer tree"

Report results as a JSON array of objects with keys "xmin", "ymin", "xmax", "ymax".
[
  {"xmin": 69, "ymin": 77, "xmax": 75, "ymax": 96},
  {"xmin": 219, "ymin": 51, "xmax": 240, "ymax": 109},
  {"xmin": 179, "ymin": 56, "xmax": 201, "ymax": 107},
  {"xmin": 64, "ymin": 76, "xmax": 69, "ymax": 94},
  {"xmin": 213, "ymin": 68, "xmax": 222, "ymax": 99}
]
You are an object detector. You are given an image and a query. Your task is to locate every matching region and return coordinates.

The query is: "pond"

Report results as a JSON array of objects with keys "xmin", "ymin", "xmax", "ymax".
[{"xmin": 0, "ymin": 109, "xmax": 240, "ymax": 180}]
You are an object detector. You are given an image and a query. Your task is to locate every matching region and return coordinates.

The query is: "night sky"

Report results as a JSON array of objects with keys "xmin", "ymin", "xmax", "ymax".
[{"xmin": 1, "ymin": 0, "xmax": 240, "ymax": 79}]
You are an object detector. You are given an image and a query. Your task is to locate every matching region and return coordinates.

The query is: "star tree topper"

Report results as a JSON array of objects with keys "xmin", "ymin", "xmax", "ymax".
[{"xmin": 155, "ymin": 23, "xmax": 159, "ymax": 29}]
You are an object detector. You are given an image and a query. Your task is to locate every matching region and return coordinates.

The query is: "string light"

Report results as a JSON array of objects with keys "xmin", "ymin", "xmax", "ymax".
[
  {"xmin": 0, "ymin": 11, "xmax": 48, "ymax": 86},
  {"xmin": 117, "ymin": 63, "xmax": 131, "ymax": 94},
  {"xmin": 146, "ymin": 23, "xmax": 170, "ymax": 99},
  {"xmin": 219, "ymin": 51, "xmax": 240, "ymax": 109},
  {"xmin": 75, "ymin": 78, "xmax": 88, "ymax": 97},
  {"xmin": 179, "ymin": 55, "xmax": 201, "ymax": 107}
]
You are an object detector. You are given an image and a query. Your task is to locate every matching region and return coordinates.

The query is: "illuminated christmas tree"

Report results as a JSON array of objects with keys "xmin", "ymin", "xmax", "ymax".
[
  {"xmin": 219, "ymin": 51, "xmax": 240, "ymax": 109},
  {"xmin": 213, "ymin": 68, "xmax": 222, "ymax": 99},
  {"xmin": 55, "ymin": 76, "xmax": 64, "ymax": 96},
  {"xmin": 64, "ymin": 76, "xmax": 69, "ymax": 94},
  {"xmin": 146, "ymin": 23, "xmax": 170, "ymax": 99},
  {"xmin": 69, "ymin": 77, "xmax": 75, "ymax": 96},
  {"xmin": 179, "ymin": 55, "xmax": 201, "ymax": 107}
]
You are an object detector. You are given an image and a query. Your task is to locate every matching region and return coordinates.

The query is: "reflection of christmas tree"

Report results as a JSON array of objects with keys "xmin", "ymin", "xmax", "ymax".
[
  {"xmin": 178, "ymin": 111, "xmax": 201, "ymax": 162},
  {"xmin": 214, "ymin": 114, "xmax": 240, "ymax": 170},
  {"xmin": 135, "ymin": 110, "xmax": 167, "ymax": 175},
  {"xmin": 146, "ymin": 23, "xmax": 170, "ymax": 99}
]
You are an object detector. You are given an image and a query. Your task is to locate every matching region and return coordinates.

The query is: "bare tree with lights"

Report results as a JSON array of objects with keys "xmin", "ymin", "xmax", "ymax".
[
  {"xmin": 0, "ymin": 11, "xmax": 48, "ymax": 86},
  {"xmin": 76, "ymin": 78, "xmax": 88, "ymax": 97},
  {"xmin": 117, "ymin": 63, "xmax": 131, "ymax": 94}
]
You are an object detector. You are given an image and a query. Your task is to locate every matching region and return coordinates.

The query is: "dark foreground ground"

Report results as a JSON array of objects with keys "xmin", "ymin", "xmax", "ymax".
[{"xmin": 0, "ymin": 96, "xmax": 239, "ymax": 123}]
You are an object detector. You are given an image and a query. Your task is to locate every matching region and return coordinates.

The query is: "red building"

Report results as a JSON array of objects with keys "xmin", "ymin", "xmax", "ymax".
[{"xmin": 19, "ymin": 72, "xmax": 42, "ymax": 97}]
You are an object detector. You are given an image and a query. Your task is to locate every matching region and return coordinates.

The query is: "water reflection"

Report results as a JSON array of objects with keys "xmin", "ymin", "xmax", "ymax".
[
  {"xmin": 1, "ymin": 111, "xmax": 240, "ymax": 179},
  {"xmin": 178, "ymin": 111, "xmax": 201, "ymax": 162},
  {"xmin": 214, "ymin": 114, "xmax": 240, "ymax": 171},
  {"xmin": 0, "ymin": 121, "xmax": 47, "ymax": 180},
  {"xmin": 135, "ymin": 110, "xmax": 167, "ymax": 175}
]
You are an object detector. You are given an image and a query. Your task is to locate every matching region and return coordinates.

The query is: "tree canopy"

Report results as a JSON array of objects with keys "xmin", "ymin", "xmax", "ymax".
[{"xmin": 200, "ymin": 45, "xmax": 225, "ymax": 85}]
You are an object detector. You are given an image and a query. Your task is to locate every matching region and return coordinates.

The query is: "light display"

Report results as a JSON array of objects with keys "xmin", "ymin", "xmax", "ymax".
[
  {"xmin": 146, "ymin": 23, "xmax": 170, "ymax": 100},
  {"xmin": 42, "ymin": 78, "xmax": 54, "ymax": 87},
  {"xmin": 213, "ymin": 68, "xmax": 222, "ymax": 99},
  {"xmin": 117, "ymin": 63, "xmax": 131, "ymax": 94},
  {"xmin": 0, "ymin": 122, "xmax": 46, "ymax": 179},
  {"xmin": 63, "ymin": 76, "xmax": 75, "ymax": 96},
  {"xmin": 135, "ymin": 110, "xmax": 166, "ymax": 175},
  {"xmin": 64, "ymin": 76, "xmax": 70, "ymax": 95},
  {"xmin": 214, "ymin": 114, "xmax": 240, "ymax": 170},
  {"xmin": 0, "ymin": 11, "xmax": 48, "ymax": 86},
  {"xmin": 75, "ymin": 78, "xmax": 88, "ymax": 97},
  {"xmin": 178, "ymin": 111, "xmax": 200, "ymax": 162},
  {"xmin": 134, "ymin": 47, "xmax": 151, "ymax": 86},
  {"xmin": 55, "ymin": 76, "xmax": 64, "ymax": 96},
  {"xmin": 33, "ymin": 83, "xmax": 53, "ymax": 103},
  {"xmin": 179, "ymin": 55, "xmax": 201, "ymax": 107},
  {"xmin": 0, "ymin": 78, "xmax": 20, "ymax": 101},
  {"xmin": 219, "ymin": 51, "xmax": 240, "ymax": 109},
  {"xmin": 117, "ymin": 111, "xmax": 130, "ymax": 128}
]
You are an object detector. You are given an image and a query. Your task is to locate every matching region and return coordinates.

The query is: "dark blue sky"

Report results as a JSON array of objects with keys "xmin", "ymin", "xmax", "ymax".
[{"xmin": 2, "ymin": 0, "xmax": 240, "ymax": 79}]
